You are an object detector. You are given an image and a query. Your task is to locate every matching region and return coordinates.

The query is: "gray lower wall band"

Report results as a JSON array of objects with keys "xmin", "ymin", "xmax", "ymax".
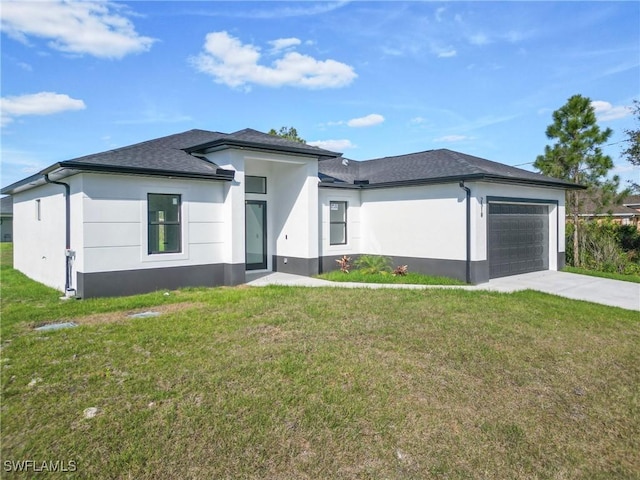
[{"xmin": 77, "ymin": 263, "xmax": 244, "ymax": 298}]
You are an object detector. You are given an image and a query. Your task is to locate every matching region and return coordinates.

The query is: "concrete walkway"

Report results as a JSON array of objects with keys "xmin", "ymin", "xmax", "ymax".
[{"xmin": 245, "ymin": 270, "xmax": 640, "ymax": 311}]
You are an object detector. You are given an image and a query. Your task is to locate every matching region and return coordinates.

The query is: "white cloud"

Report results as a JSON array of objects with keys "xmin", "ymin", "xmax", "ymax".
[
  {"xmin": 0, "ymin": 148, "xmax": 48, "ymax": 176},
  {"xmin": 269, "ymin": 37, "xmax": 301, "ymax": 52},
  {"xmin": 191, "ymin": 31, "xmax": 356, "ymax": 90},
  {"xmin": 1, "ymin": 92, "xmax": 86, "ymax": 126},
  {"xmin": 409, "ymin": 116, "xmax": 427, "ymax": 125},
  {"xmin": 0, "ymin": 0, "xmax": 155, "ymax": 59},
  {"xmin": 469, "ymin": 33, "xmax": 490, "ymax": 46},
  {"xmin": 591, "ymin": 100, "xmax": 631, "ymax": 122},
  {"xmin": 200, "ymin": 1, "xmax": 350, "ymax": 19},
  {"xmin": 347, "ymin": 113, "xmax": 384, "ymax": 128},
  {"xmin": 436, "ymin": 48, "xmax": 457, "ymax": 58},
  {"xmin": 434, "ymin": 135, "xmax": 469, "ymax": 142},
  {"xmin": 308, "ymin": 139, "xmax": 355, "ymax": 151}
]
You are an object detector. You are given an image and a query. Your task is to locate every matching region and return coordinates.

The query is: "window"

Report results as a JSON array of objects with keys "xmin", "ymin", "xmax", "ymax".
[
  {"xmin": 245, "ymin": 176, "xmax": 267, "ymax": 194},
  {"xmin": 329, "ymin": 201, "xmax": 347, "ymax": 245},
  {"xmin": 36, "ymin": 199, "xmax": 41, "ymax": 221},
  {"xmin": 148, "ymin": 194, "xmax": 181, "ymax": 254}
]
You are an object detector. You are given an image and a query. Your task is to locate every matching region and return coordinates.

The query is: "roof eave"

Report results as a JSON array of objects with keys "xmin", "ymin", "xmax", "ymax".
[
  {"xmin": 1, "ymin": 163, "xmax": 235, "ymax": 195},
  {"xmin": 185, "ymin": 139, "xmax": 341, "ymax": 159},
  {"xmin": 59, "ymin": 161, "xmax": 235, "ymax": 181},
  {"xmin": 319, "ymin": 173, "xmax": 584, "ymax": 190}
]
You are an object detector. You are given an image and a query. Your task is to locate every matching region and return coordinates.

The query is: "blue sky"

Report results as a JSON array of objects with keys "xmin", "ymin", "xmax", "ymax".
[{"xmin": 1, "ymin": 1, "xmax": 638, "ymax": 191}]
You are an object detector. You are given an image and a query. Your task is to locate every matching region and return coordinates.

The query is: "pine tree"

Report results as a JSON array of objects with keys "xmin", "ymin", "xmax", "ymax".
[
  {"xmin": 621, "ymin": 99, "xmax": 640, "ymax": 192},
  {"xmin": 534, "ymin": 94, "xmax": 618, "ymax": 267},
  {"xmin": 268, "ymin": 127, "xmax": 306, "ymax": 144}
]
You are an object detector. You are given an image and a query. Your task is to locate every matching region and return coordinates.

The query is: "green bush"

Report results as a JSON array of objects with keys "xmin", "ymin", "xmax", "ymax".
[
  {"xmin": 353, "ymin": 255, "xmax": 392, "ymax": 275},
  {"xmin": 567, "ymin": 219, "xmax": 640, "ymax": 274}
]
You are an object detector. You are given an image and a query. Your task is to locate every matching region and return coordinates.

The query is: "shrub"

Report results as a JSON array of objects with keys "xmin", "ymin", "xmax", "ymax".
[
  {"xmin": 335, "ymin": 255, "xmax": 352, "ymax": 273},
  {"xmin": 393, "ymin": 265, "xmax": 409, "ymax": 276},
  {"xmin": 353, "ymin": 255, "xmax": 392, "ymax": 275},
  {"xmin": 568, "ymin": 219, "xmax": 640, "ymax": 274}
]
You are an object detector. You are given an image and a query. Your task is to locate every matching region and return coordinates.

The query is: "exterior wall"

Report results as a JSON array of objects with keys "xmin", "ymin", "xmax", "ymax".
[
  {"xmin": 79, "ymin": 173, "xmax": 226, "ymax": 272},
  {"xmin": 319, "ymin": 183, "xmax": 470, "ymax": 280},
  {"xmin": 318, "ymin": 187, "xmax": 361, "ymax": 263},
  {"xmin": 360, "ymin": 183, "xmax": 467, "ymax": 260},
  {"xmin": 319, "ymin": 181, "xmax": 567, "ymax": 283},
  {"xmin": 0, "ymin": 216, "xmax": 13, "ymax": 242},
  {"xmin": 12, "ymin": 183, "xmax": 71, "ymax": 292},
  {"xmin": 217, "ymin": 149, "xmax": 321, "ymax": 276},
  {"xmin": 73, "ymin": 173, "xmax": 229, "ymax": 296}
]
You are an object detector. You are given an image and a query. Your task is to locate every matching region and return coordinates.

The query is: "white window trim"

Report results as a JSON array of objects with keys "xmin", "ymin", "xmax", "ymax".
[{"xmin": 140, "ymin": 187, "xmax": 189, "ymax": 263}]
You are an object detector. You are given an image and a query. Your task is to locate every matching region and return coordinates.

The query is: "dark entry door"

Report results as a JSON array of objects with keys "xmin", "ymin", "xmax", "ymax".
[
  {"xmin": 245, "ymin": 200, "xmax": 267, "ymax": 270},
  {"xmin": 488, "ymin": 203, "xmax": 549, "ymax": 278}
]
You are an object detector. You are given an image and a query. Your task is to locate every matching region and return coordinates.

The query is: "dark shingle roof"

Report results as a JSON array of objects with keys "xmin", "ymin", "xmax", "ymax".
[
  {"xmin": 319, "ymin": 149, "xmax": 580, "ymax": 189},
  {"xmin": 60, "ymin": 129, "xmax": 227, "ymax": 176},
  {"xmin": 578, "ymin": 194, "xmax": 640, "ymax": 216},
  {"xmin": 1, "ymin": 129, "xmax": 341, "ymax": 194},
  {"xmin": 623, "ymin": 195, "xmax": 640, "ymax": 208},
  {"xmin": 185, "ymin": 128, "xmax": 341, "ymax": 157}
]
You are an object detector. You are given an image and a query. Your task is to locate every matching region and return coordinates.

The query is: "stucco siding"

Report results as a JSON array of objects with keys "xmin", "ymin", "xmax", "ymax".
[
  {"xmin": 13, "ymin": 184, "xmax": 69, "ymax": 291},
  {"xmin": 79, "ymin": 173, "xmax": 226, "ymax": 274},
  {"xmin": 360, "ymin": 183, "xmax": 467, "ymax": 260}
]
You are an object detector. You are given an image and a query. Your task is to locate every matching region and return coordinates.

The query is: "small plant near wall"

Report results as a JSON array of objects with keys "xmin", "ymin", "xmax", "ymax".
[
  {"xmin": 354, "ymin": 255, "xmax": 392, "ymax": 275},
  {"xmin": 335, "ymin": 255, "xmax": 352, "ymax": 273},
  {"xmin": 393, "ymin": 264, "xmax": 409, "ymax": 276}
]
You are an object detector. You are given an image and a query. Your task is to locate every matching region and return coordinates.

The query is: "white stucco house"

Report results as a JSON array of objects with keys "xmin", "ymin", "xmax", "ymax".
[{"xmin": 1, "ymin": 128, "xmax": 581, "ymax": 298}]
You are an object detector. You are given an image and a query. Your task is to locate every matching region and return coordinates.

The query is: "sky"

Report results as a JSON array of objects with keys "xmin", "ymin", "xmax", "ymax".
[{"xmin": 1, "ymin": 1, "xmax": 639, "ymax": 192}]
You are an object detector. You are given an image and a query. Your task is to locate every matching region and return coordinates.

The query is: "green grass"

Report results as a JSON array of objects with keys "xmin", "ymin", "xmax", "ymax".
[
  {"xmin": 2, "ymin": 243, "xmax": 639, "ymax": 479},
  {"xmin": 317, "ymin": 270, "xmax": 466, "ymax": 285},
  {"xmin": 563, "ymin": 265, "xmax": 640, "ymax": 283}
]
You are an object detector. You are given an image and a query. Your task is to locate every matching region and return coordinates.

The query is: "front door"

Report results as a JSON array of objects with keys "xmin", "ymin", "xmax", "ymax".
[{"xmin": 245, "ymin": 200, "xmax": 267, "ymax": 270}]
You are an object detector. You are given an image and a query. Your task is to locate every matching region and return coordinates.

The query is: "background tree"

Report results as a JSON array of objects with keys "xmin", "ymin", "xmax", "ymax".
[
  {"xmin": 621, "ymin": 99, "xmax": 640, "ymax": 192},
  {"xmin": 534, "ymin": 94, "xmax": 619, "ymax": 267},
  {"xmin": 268, "ymin": 126, "xmax": 306, "ymax": 144}
]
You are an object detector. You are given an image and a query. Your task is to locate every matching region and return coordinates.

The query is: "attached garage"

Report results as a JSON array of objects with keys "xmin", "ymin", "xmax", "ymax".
[{"xmin": 488, "ymin": 202, "xmax": 550, "ymax": 278}]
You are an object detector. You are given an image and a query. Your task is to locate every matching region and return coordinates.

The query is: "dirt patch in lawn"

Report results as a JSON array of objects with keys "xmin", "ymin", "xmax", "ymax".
[{"xmin": 68, "ymin": 302, "xmax": 207, "ymax": 326}]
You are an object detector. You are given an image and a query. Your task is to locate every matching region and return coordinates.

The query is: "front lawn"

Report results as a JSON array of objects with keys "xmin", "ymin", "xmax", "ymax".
[
  {"xmin": 1, "ymin": 244, "xmax": 639, "ymax": 479},
  {"xmin": 316, "ymin": 270, "xmax": 466, "ymax": 285}
]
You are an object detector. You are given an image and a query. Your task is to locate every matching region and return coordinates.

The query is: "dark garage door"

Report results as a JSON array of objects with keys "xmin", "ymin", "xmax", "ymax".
[{"xmin": 488, "ymin": 203, "xmax": 549, "ymax": 278}]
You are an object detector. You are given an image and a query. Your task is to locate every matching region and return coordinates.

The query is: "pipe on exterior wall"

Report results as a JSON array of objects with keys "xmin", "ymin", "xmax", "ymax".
[
  {"xmin": 44, "ymin": 174, "xmax": 74, "ymax": 296},
  {"xmin": 459, "ymin": 180, "xmax": 471, "ymax": 284}
]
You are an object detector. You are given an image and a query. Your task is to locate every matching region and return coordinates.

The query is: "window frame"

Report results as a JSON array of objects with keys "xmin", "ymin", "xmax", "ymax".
[
  {"xmin": 147, "ymin": 193, "xmax": 182, "ymax": 255},
  {"xmin": 329, "ymin": 201, "xmax": 348, "ymax": 246},
  {"xmin": 245, "ymin": 175, "xmax": 267, "ymax": 194}
]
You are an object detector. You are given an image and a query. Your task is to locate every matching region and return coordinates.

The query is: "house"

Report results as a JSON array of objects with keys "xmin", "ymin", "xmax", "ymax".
[
  {"xmin": 576, "ymin": 194, "xmax": 640, "ymax": 230},
  {"xmin": 0, "ymin": 196, "xmax": 13, "ymax": 243},
  {"xmin": 1, "ymin": 128, "xmax": 581, "ymax": 298}
]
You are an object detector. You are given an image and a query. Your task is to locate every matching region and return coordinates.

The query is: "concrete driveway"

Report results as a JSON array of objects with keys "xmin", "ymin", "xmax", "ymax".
[
  {"xmin": 246, "ymin": 270, "xmax": 640, "ymax": 311},
  {"xmin": 483, "ymin": 270, "xmax": 640, "ymax": 311}
]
